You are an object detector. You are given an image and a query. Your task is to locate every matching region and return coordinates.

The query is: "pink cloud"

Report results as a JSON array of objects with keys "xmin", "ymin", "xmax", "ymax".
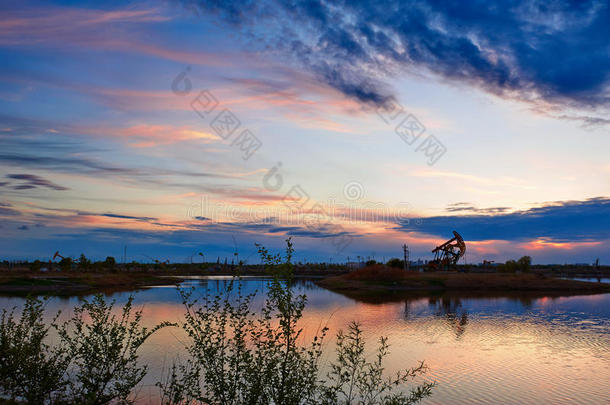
[
  {"xmin": 90, "ymin": 124, "xmax": 219, "ymax": 147},
  {"xmin": 0, "ymin": 5, "xmax": 238, "ymax": 68}
]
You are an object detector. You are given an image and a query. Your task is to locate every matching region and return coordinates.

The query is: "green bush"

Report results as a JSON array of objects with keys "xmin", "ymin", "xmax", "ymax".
[
  {"xmin": 57, "ymin": 295, "xmax": 172, "ymax": 404},
  {"xmin": 387, "ymin": 258, "xmax": 404, "ymax": 268},
  {"xmin": 0, "ymin": 295, "xmax": 170, "ymax": 405},
  {"xmin": 0, "ymin": 298, "xmax": 69, "ymax": 403},
  {"xmin": 319, "ymin": 322, "xmax": 433, "ymax": 405}
]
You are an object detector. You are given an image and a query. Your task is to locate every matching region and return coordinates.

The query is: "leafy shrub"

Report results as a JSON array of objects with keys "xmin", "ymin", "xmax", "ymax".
[
  {"xmin": 0, "ymin": 295, "xmax": 169, "ymax": 405},
  {"xmin": 319, "ymin": 322, "xmax": 434, "ymax": 405},
  {"xmin": 57, "ymin": 295, "xmax": 172, "ymax": 404},
  {"xmin": 0, "ymin": 298, "xmax": 69, "ymax": 404}
]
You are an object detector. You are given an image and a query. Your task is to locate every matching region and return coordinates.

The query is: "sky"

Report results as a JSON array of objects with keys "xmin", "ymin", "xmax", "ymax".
[{"xmin": 0, "ymin": 0, "xmax": 609, "ymax": 264}]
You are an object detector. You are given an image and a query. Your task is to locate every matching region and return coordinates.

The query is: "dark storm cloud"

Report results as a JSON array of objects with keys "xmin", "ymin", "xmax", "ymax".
[
  {"xmin": 398, "ymin": 197, "xmax": 610, "ymax": 242},
  {"xmin": 183, "ymin": 0, "xmax": 610, "ymax": 110}
]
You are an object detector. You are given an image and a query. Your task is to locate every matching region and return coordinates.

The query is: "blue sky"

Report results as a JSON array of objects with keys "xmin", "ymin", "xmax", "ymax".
[{"xmin": 0, "ymin": 0, "xmax": 609, "ymax": 264}]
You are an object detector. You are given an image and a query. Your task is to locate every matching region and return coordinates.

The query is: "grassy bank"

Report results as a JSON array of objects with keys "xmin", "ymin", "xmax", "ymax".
[
  {"xmin": 316, "ymin": 265, "xmax": 610, "ymax": 296},
  {"xmin": 0, "ymin": 272, "xmax": 186, "ymax": 296}
]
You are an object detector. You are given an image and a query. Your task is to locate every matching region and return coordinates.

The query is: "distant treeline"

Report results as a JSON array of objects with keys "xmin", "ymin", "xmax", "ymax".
[{"xmin": 1, "ymin": 253, "xmax": 607, "ymax": 275}]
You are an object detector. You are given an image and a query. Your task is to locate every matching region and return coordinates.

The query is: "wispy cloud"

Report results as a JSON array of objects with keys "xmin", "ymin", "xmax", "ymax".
[
  {"xmin": 445, "ymin": 202, "xmax": 511, "ymax": 215},
  {"xmin": 0, "ymin": 5, "xmax": 247, "ymax": 69},
  {"xmin": 5, "ymin": 173, "xmax": 69, "ymax": 191}
]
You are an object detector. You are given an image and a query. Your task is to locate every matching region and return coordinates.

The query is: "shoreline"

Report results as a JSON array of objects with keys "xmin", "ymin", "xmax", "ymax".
[
  {"xmin": 316, "ymin": 269, "xmax": 610, "ymax": 298},
  {"xmin": 0, "ymin": 272, "xmax": 188, "ymax": 296},
  {"xmin": 0, "ymin": 269, "xmax": 608, "ymax": 297}
]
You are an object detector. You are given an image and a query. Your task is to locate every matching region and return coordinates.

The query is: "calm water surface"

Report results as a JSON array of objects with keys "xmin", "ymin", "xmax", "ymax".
[
  {"xmin": 1, "ymin": 276, "xmax": 608, "ymax": 404},
  {"xmin": 559, "ymin": 276, "xmax": 610, "ymax": 284}
]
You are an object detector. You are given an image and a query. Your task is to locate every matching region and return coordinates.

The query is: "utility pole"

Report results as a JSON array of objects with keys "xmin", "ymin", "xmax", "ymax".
[
  {"xmin": 595, "ymin": 258, "xmax": 601, "ymax": 282},
  {"xmin": 403, "ymin": 244, "xmax": 410, "ymax": 271}
]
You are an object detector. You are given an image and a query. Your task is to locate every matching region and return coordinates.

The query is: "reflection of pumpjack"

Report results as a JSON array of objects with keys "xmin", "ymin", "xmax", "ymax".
[
  {"xmin": 404, "ymin": 297, "xmax": 469, "ymax": 339},
  {"xmin": 429, "ymin": 297, "xmax": 469, "ymax": 339},
  {"xmin": 428, "ymin": 231, "xmax": 466, "ymax": 271}
]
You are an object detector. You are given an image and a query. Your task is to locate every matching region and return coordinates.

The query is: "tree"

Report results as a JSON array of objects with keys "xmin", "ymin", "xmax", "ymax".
[
  {"xmin": 29, "ymin": 260, "xmax": 42, "ymax": 272},
  {"xmin": 518, "ymin": 256, "xmax": 532, "ymax": 273},
  {"xmin": 387, "ymin": 258, "xmax": 403, "ymax": 268},
  {"xmin": 499, "ymin": 256, "xmax": 532, "ymax": 273},
  {"xmin": 78, "ymin": 254, "xmax": 91, "ymax": 270},
  {"xmin": 59, "ymin": 257, "xmax": 73, "ymax": 272},
  {"xmin": 104, "ymin": 256, "xmax": 116, "ymax": 270},
  {"xmin": 499, "ymin": 259, "xmax": 518, "ymax": 273}
]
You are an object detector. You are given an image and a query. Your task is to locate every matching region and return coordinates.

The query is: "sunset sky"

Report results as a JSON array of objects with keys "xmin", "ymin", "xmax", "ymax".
[{"xmin": 1, "ymin": 0, "xmax": 609, "ymax": 264}]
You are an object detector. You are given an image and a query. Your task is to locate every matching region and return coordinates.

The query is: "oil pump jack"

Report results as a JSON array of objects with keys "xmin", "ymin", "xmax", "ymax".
[{"xmin": 428, "ymin": 231, "xmax": 466, "ymax": 271}]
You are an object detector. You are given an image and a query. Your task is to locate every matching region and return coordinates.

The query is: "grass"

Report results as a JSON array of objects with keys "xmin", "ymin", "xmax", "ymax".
[
  {"xmin": 317, "ymin": 265, "xmax": 610, "ymax": 295},
  {"xmin": 0, "ymin": 272, "xmax": 184, "ymax": 296}
]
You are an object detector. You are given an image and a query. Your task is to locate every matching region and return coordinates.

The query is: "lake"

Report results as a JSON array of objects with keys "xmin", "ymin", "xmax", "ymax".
[{"xmin": 1, "ymin": 276, "xmax": 608, "ymax": 404}]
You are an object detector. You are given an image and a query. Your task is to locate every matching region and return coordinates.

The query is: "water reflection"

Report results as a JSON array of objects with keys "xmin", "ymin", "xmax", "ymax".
[{"xmin": 0, "ymin": 276, "xmax": 608, "ymax": 405}]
